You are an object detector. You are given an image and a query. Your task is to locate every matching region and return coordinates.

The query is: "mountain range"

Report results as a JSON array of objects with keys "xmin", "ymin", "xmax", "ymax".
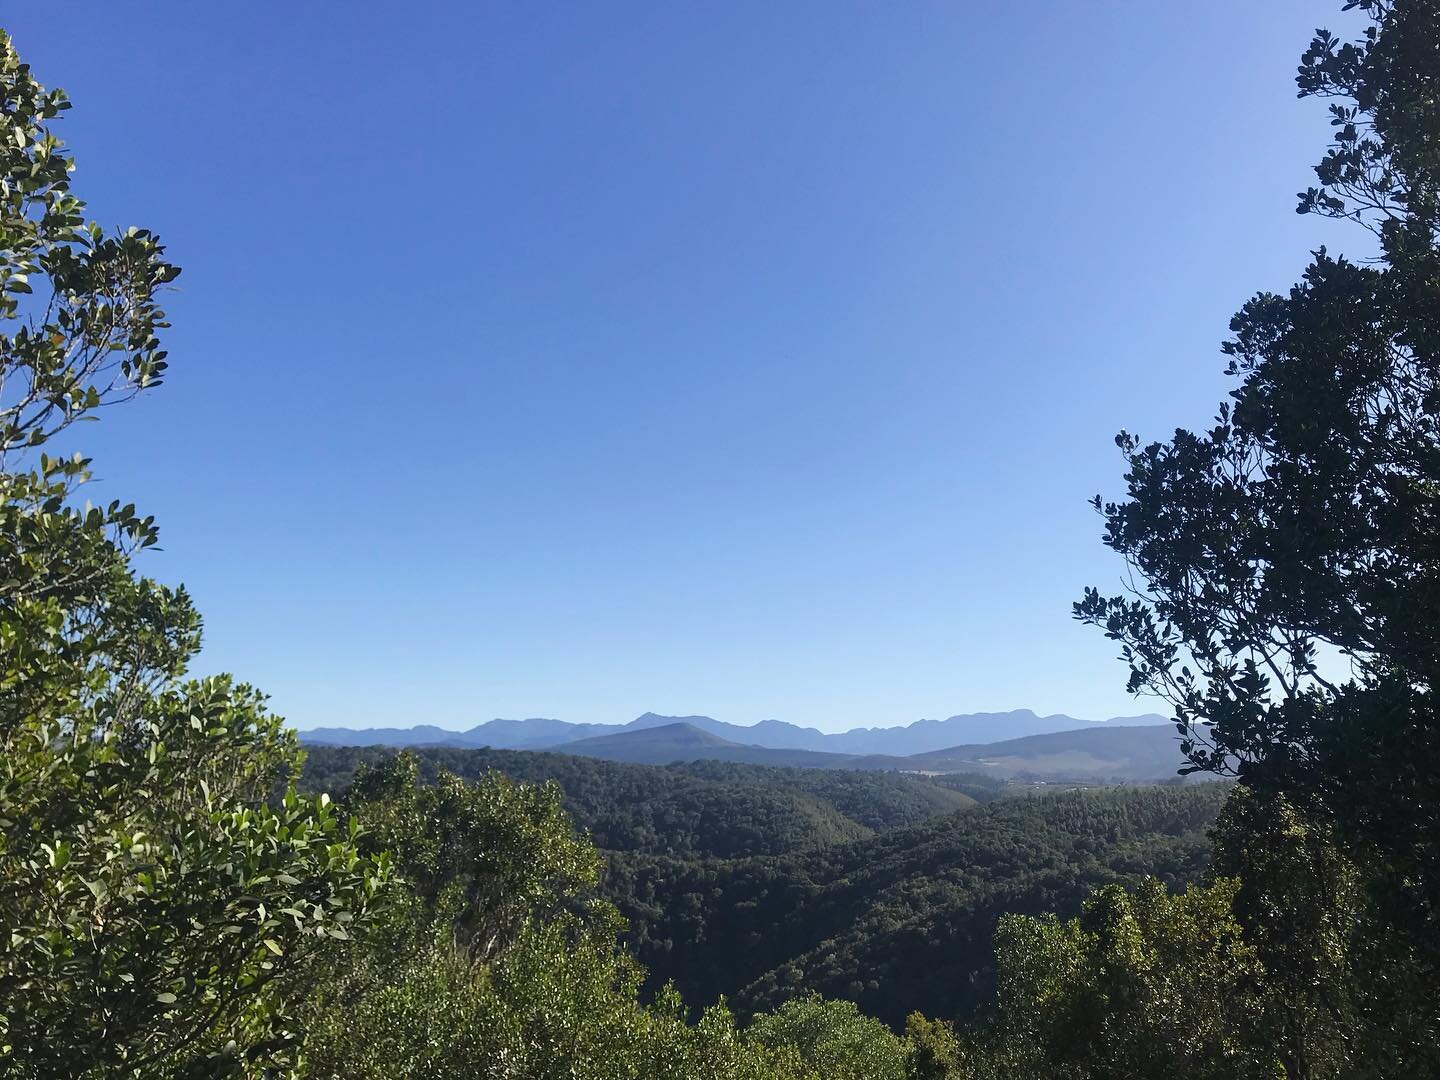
[
  {"xmin": 545, "ymin": 721, "xmax": 1184, "ymax": 781},
  {"xmin": 299, "ymin": 708, "xmax": 1169, "ymax": 757},
  {"xmin": 297, "ymin": 710, "xmax": 1187, "ymax": 782}
]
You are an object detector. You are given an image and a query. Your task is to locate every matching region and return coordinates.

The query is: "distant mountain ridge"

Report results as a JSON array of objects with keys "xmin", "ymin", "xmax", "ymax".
[
  {"xmin": 546, "ymin": 721, "xmax": 1188, "ymax": 781},
  {"xmin": 899, "ymin": 724, "xmax": 1186, "ymax": 780},
  {"xmin": 299, "ymin": 708, "xmax": 1172, "ymax": 765}
]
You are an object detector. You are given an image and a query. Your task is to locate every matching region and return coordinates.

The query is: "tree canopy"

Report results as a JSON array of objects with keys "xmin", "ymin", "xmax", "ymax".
[
  {"xmin": 1075, "ymin": 0, "xmax": 1440, "ymax": 972},
  {"xmin": 0, "ymin": 30, "xmax": 389, "ymax": 1076}
]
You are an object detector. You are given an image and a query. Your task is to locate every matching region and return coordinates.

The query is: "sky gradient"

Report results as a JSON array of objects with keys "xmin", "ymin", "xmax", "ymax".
[{"xmin": 10, "ymin": 3, "xmax": 1360, "ymax": 731}]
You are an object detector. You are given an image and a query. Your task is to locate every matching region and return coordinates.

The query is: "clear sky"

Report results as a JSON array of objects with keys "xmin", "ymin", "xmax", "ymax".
[{"xmin": 9, "ymin": 2, "xmax": 1360, "ymax": 731}]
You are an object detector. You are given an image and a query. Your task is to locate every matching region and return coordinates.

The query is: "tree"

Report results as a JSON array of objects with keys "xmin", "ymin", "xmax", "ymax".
[
  {"xmin": 984, "ymin": 878, "xmax": 1274, "ymax": 1080},
  {"xmin": 902, "ymin": 1012, "xmax": 963, "ymax": 1080},
  {"xmin": 0, "ymin": 30, "xmax": 389, "ymax": 1076},
  {"xmin": 300, "ymin": 755, "xmax": 830, "ymax": 1080},
  {"xmin": 1074, "ymin": 0, "xmax": 1440, "ymax": 966},
  {"xmin": 342, "ymin": 751, "xmax": 599, "ymax": 959},
  {"xmin": 746, "ymin": 995, "xmax": 910, "ymax": 1080},
  {"xmin": 1208, "ymin": 788, "xmax": 1437, "ymax": 1077}
]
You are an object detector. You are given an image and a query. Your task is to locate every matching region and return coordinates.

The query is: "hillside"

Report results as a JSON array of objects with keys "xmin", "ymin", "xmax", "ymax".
[
  {"xmin": 558, "ymin": 722, "xmax": 862, "ymax": 767},
  {"xmin": 902, "ymin": 723, "xmax": 1186, "ymax": 781},
  {"xmin": 302, "ymin": 745, "xmax": 1225, "ymax": 1026},
  {"xmin": 300, "ymin": 745, "xmax": 984, "ymax": 859},
  {"xmin": 604, "ymin": 783, "xmax": 1229, "ymax": 1025}
]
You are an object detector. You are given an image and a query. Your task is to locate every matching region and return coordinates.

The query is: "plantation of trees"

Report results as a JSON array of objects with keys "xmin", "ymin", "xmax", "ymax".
[{"xmin": 2, "ymin": 0, "xmax": 1438, "ymax": 1075}]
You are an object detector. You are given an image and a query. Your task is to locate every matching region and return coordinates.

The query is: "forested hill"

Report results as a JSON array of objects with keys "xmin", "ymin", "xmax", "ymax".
[
  {"xmin": 302, "ymin": 746, "xmax": 1226, "ymax": 1028},
  {"xmin": 609, "ymin": 783, "xmax": 1228, "ymax": 1026},
  {"xmin": 301, "ymin": 745, "xmax": 993, "ymax": 859}
]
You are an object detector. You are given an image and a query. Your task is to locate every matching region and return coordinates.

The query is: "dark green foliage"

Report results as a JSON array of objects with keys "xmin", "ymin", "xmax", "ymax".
[
  {"xmin": 298, "ymin": 756, "xmax": 976, "ymax": 1080},
  {"xmin": 973, "ymin": 787, "xmax": 1440, "ymax": 1078},
  {"xmin": 1208, "ymin": 789, "xmax": 1438, "ymax": 1076},
  {"xmin": 298, "ymin": 757, "xmax": 752, "ymax": 1079},
  {"xmin": 1049, "ymin": 6, "xmax": 1440, "ymax": 1076},
  {"xmin": 305, "ymin": 919, "xmax": 795, "ymax": 1080},
  {"xmin": 302, "ymin": 748, "xmax": 1226, "ymax": 1031},
  {"xmin": 345, "ymin": 752, "xmax": 600, "ymax": 960},
  {"xmin": 606, "ymin": 785, "xmax": 1226, "ymax": 1025},
  {"xmin": 982, "ymin": 877, "xmax": 1273, "ymax": 1079},
  {"xmin": 302, "ymin": 745, "xmax": 981, "ymax": 859},
  {"xmin": 303, "ymin": 745, "xmax": 1227, "ymax": 1042},
  {"xmin": 0, "ymin": 31, "xmax": 390, "ymax": 1077},
  {"xmin": 678, "ymin": 758, "xmax": 992, "ymax": 830},
  {"xmin": 902, "ymin": 1013, "xmax": 963, "ymax": 1080},
  {"xmin": 1073, "ymin": 0, "xmax": 1440, "ymax": 968},
  {"xmin": 0, "ymin": 691, "xmax": 387, "ymax": 1078},
  {"xmin": 747, "ymin": 996, "xmax": 909, "ymax": 1080},
  {"xmin": 904, "ymin": 771, "xmax": 1007, "ymax": 804}
]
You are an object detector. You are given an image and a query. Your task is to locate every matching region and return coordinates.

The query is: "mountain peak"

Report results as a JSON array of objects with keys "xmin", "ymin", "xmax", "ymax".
[{"xmin": 627, "ymin": 712, "xmax": 719, "ymax": 730}]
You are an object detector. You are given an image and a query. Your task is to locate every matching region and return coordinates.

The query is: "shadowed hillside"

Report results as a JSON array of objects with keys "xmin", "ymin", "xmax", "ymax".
[
  {"xmin": 900, "ymin": 724, "xmax": 1186, "ymax": 781},
  {"xmin": 606, "ymin": 783, "xmax": 1229, "ymax": 1025}
]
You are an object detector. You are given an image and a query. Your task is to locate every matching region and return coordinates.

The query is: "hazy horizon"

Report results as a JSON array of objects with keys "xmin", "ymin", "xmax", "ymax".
[{"xmin": 302, "ymin": 706, "xmax": 1170, "ymax": 736}]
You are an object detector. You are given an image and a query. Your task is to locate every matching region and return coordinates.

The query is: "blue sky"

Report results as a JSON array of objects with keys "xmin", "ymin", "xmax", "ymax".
[{"xmin": 11, "ymin": 3, "xmax": 1357, "ymax": 731}]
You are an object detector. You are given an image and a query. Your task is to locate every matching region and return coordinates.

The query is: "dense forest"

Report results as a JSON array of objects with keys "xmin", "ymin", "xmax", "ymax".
[
  {"xmin": 3, "ymin": 1, "xmax": 1439, "ymax": 1076},
  {"xmin": 606, "ymin": 785, "xmax": 1224, "ymax": 1023},
  {"xmin": 299, "ymin": 745, "xmax": 997, "ymax": 858},
  {"xmin": 302, "ymin": 746, "xmax": 1221, "ymax": 1023}
]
